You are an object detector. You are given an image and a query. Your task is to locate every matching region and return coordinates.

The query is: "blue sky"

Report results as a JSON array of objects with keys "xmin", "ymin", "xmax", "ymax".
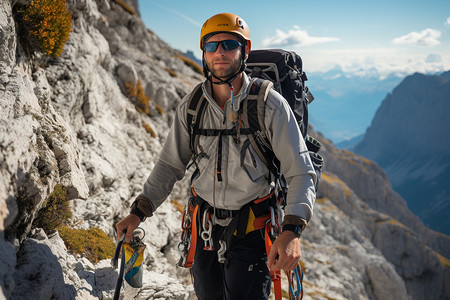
[{"xmin": 139, "ymin": 0, "xmax": 450, "ymax": 79}]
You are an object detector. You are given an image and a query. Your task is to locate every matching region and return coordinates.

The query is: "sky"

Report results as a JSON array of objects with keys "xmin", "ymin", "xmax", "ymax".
[{"xmin": 139, "ymin": 0, "xmax": 450, "ymax": 79}]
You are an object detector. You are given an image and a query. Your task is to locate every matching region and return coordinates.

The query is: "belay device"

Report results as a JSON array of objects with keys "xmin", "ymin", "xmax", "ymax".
[{"xmin": 112, "ymin": 227, "xmax": 146, "ymax": 300}]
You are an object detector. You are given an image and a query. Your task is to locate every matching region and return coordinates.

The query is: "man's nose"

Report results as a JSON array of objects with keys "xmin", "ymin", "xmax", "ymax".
[{"xmin": 215, "ymin": 42, "xmax": 226, "ymax": 54}]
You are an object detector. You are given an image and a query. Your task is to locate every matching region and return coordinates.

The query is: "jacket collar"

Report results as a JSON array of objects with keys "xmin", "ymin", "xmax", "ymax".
[{"xmin": 202, "ymin": 73, "xmax": 251, "ymax": 111}]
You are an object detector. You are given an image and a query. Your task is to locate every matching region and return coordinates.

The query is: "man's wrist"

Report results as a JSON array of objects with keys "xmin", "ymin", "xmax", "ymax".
[
  {"xmin": 282, "ymin": 224, "xmax": 303, "ymax": 238},
  {"xmin": 130, "ymin": 206, "xmax": 146, "ymax": 222},
  {"xmin": 130, "ymin": 195, "xmax": 153, "ymax": 222}
]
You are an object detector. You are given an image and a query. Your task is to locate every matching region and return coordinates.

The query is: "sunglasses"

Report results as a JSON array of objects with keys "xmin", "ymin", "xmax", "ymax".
[{"xmin": 204, "ymin": 40, "xmax": 243, "ymax": 52}]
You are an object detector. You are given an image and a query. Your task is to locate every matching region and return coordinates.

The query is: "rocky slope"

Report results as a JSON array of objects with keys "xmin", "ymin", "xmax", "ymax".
[
  {"xmin": 0, "ymin": 1, "xmax": 449, "ymax": 299},
  {"xmin": 354, "ymin": 72, "xmax": 450, "ymax": 235}
]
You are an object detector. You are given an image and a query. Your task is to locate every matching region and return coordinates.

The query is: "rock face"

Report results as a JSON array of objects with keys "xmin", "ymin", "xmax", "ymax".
[
  {"xmin": 0, "ymin": 1, "xmax": 449, "ymax": 300},
  {"xmin": 354, "ymin": 72, "xmax": 450, "ymax": 235}
]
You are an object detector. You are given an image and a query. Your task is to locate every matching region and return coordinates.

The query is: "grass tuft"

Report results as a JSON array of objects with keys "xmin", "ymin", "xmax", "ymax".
[
  {"xmin": 176, "ymin": 54, "xmax": 203, "ymax": 75},
  {"xmin": 142, "ymin": 121, "xmax": 156, "ymax": 137},
  {"xmin": 165, "ymin": 67, "xmax": 178, "ymax": 78},
  {"xmin": 112, "ymin": 0, "xmax": 135, "ymax": 15}
]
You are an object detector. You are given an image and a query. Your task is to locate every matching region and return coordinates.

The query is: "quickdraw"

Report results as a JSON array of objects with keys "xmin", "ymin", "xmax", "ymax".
[
  {"xmin": 288, "ymin": 264, "xmax": 304, "ymax": 300},
  {"xmin": 177, "ymin": 199, "xmax": 199, "ymax": 268}
]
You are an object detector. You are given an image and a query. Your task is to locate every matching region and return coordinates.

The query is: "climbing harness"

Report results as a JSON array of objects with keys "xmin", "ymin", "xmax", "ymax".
[
  {"xmin": 177, "ymin": 186, "xmax": 303, "ymax": 299},
  {"xmin": 112, "ymin": 227, "xmax": 146, "ymax": 300}
]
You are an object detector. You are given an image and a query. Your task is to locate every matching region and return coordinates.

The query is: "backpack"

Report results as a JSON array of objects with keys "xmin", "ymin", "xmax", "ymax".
[
  {"xmin": 246, "ymin": 49, "xmax": 313, "ymax": 138},
  {"xmin": 186, "ymin": 49, "xmax": 323, "ymax": 195},
  {"xmin": 245, "ymin": 49, "xmax": 323, "ymax": 191}
]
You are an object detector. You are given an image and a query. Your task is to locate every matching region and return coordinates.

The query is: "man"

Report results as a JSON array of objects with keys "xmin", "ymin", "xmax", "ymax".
[{"xmin": 117, "ymin": 12, "xmax": 316, "ymax": 299}]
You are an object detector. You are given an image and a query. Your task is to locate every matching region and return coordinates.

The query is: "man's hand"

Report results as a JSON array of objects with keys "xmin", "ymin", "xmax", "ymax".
[
  {"xmin": 116, "ymin": 214, "xmax": 141, "ymax": 243},
  {"xmin": 267, "ymin": 230, "xmax": 301, "ymax": 272}
]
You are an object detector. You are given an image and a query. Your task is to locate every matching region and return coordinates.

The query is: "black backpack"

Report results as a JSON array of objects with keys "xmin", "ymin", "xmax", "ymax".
[
  {"xmin": 186, "ymin": 49, "xmax": 323, "ymax": 194},
  {"xmin": 245, "ymin": 49, "xmax": 323, "ymax": 190}
]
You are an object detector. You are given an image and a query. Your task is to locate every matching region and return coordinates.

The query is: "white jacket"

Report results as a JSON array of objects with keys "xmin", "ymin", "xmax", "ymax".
[{"xmin": 140, "ymin": 73, "xmax": 316, "ymax": 223}]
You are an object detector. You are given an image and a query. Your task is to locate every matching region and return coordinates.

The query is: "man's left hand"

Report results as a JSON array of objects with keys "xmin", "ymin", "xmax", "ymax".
[{"xmin": 267, "ymin": 230, "xmax": 301, "ymax": 272}]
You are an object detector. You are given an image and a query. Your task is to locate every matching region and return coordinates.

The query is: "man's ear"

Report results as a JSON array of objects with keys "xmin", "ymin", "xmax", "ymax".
[{"xmin": 245, "ymin": 45, "xmax": 249, "ymax": 60}]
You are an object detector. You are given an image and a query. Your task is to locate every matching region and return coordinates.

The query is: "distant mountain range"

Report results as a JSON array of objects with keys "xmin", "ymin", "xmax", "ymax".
[
  {"xmin": 307, "ymin": 68, "xmax": 404, "ymax": 144},
  {"xmin": 354, "ymin": 71, "xmax": 450, "ymax": 235}
]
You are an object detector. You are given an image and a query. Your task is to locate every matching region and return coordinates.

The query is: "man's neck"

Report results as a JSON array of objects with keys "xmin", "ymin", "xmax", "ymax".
[{"xmin": 211, "ymin": 73, "xmax": 244, "ymax": 107}]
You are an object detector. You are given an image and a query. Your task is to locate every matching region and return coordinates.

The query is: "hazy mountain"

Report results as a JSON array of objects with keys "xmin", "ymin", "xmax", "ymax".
[
  {"xmin": 307, "ymin": 67, "xmax": 403, "ymax": 144},
  {"xmin": 181, "ymin": 50, "xmax": 202, "ymax": 67},
  {"xmin": 354, "ymin": 71, "xmax": 450, "ymax": 235},
  {"xmin": 336, "ymin": 133, "xmax": 364, "ymax": 149},
  {"xmin": 1, "ymin": 1, "xmax": 449, "ymax": 300}
]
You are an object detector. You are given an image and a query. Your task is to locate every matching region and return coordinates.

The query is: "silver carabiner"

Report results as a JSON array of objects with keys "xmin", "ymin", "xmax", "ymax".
[
  {"xmin": 218, "ymin": 240, "xmax": 227, "ymax": 263},
  {"xmin": 201, "ymin": 220, "xmax": 213, "ymax": 241},
  {"xmin": 269, "ymin": 206, "xmax": 276, "ymax": 228}
]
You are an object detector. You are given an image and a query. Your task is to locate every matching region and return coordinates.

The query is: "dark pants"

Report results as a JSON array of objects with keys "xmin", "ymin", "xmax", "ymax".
[{"xmin": 192, "ymin": 225, "xmax": 271, "ymax": 300}]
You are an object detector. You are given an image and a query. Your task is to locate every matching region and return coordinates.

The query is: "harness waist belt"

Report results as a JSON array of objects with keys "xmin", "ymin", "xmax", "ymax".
[
  {"xmin": 191, "ymin": 187, "xmax": 276, "ymax": 220},
  {"xmin": 212, "ymin": 207, "xmax": 239, "ymax": 219}
]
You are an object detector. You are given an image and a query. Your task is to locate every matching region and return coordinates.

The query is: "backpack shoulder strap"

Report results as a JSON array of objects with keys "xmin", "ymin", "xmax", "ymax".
[
  {"xmin": 241, "ymin": 78, "xmax": 274, "ymax": 166},
  {"xmin": 186, "ymin": 83, "xmax": 208, "ymax": 157}
]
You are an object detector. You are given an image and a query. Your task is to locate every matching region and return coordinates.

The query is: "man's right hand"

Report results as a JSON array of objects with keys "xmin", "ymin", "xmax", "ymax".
[{"xmin": 116, "ymin": 214, "xmax": 141, "ymax": 243}]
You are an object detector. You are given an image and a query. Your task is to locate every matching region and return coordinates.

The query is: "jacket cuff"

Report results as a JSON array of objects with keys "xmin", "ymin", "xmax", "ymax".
[
  {"xmin": 130, "ymin": 195, "xmax": 153, "ymax": 221},
  {"xmin": 281, "ymin": 215, "xmax": 307, "ymax": 230}
]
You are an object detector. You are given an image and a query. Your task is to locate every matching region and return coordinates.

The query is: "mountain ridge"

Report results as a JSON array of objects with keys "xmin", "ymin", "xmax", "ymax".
[{"xmin": 354, "ymin": 71, "xmax": 450, "ymax": 235}]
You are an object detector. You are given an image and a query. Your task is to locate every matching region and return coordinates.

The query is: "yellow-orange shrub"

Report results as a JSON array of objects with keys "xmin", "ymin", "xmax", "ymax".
[
  {"xmin": 112, "ymin": 0, "xmax": 135, "ymax": 15},
  {"xmin": 125, "ymin": 79, "xmax": 151, "ymax": 115},
  {"xmin": 21, "ymin": 0, "xmax": 72, "ymax": 57},
  {"xmin": 142, "ymin": 121, "xmax": 156, "ymax": 137},
  {"xmin": 124, "ymin": 79, "xmax": 164, "ymax": 116},
  {"xmin": 165, "ymin": 67, "xmax": 178, "ymax": 78},
  {"xmin": 58, "ymin": 226, "xmax": 116, "ymax": 263}
]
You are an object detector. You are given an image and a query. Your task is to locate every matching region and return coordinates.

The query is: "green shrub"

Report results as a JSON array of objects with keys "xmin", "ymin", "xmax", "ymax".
[
  {"xmin": 33, "ymin": 184, "xmax": 116, "ymax": 264},
  {"xmin": 33, "ymin": 184, "xmax": 72, "ymax": 234},
  {"xmin": 58, "ymin": 226, "xmax": 116, "ymax": 263},
  {"xmin": 20, "ymin": 0, "xmax": 72, "ymax": 57}
]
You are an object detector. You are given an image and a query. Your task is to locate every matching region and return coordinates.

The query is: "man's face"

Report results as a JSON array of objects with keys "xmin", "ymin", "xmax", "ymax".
[{"xmin": 204, "ymin": 33, "xmax": 246, "ymax": 81}]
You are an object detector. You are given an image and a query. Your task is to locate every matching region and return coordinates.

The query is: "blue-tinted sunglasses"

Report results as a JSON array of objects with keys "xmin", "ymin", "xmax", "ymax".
[{"xmin": 204, "ymin": 40, "xmax": 243, "ymax": 52}]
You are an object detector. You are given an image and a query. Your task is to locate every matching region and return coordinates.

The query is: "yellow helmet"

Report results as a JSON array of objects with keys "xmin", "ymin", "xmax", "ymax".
[{"xmin": 200, "ymin": 13, "xmax": 251, "ymax": 51}]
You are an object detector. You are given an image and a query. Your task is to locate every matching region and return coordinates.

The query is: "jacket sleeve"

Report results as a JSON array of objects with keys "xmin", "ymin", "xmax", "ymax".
[
  {"xmin": 264, "ymin": 90, "xmax": 317, "ymax": 224},
  {"xmin": 135, "ymin": 96, "xmax": 192, "ymax": 214}
]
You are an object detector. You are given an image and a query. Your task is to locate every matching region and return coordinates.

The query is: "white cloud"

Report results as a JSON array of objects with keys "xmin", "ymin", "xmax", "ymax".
[
  {"xmin": 393, "ymin": 29, "xmax": 441, "ymax": 46},
  {"xmin": 262, "ymin": 27, "xmax": 339, "ymax": 48},
  {"xmin": 298, "ymin": 47, "xmax": 450, "ymax": 79},
  {"xmin": 446, "ymin": 17, "xmax": 450, "ymax": 26}
]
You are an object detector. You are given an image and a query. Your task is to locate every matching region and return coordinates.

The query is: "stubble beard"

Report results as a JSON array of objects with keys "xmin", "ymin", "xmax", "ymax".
[{"xmin": 208, "ymin": 58, "xmax": 241, "ymax": 81}]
